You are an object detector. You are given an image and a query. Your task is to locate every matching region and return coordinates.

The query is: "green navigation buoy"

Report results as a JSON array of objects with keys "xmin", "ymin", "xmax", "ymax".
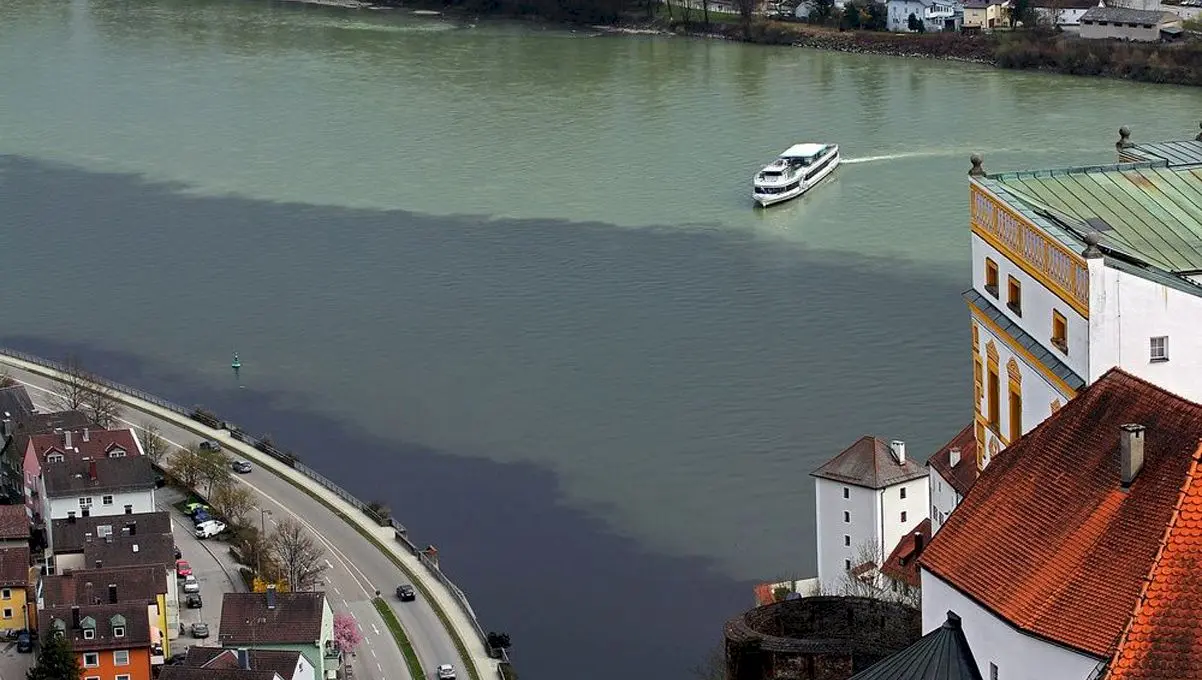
[{"xmin": 232, "ymin": 353, "xmax": 242, "ymax": 372}]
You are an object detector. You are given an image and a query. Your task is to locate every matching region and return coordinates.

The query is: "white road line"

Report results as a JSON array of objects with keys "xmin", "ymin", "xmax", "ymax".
[
  {"xmin": 377, "ymin": 664, "xmax": 383, "ymax": 672},
  {"xmin": 371, "ymin": 649, "xmax": 378, "ymax": 658},
  {"xmin": 343, "ymin": 598, "xmax": 349, "ymax": 607},
  {"xmin": 326, "ymin": 559, "xmax": 334, "ymax": 569},
  {"xmin": 372, "ymin": 623, "xmax": 381, "ymax": 636}
]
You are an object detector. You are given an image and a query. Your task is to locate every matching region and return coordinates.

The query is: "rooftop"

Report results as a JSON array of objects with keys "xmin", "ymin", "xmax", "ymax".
[
  {"xmin": 1104, "ymin": 441, "xmax": 1202, "ymax": 680},
  {"xmin": 40, "ymin": 602, "xmax": 151, "ymax": 651},
  {"xmin": 159, "ymin": 669, "xmax": 281, "ymax": 680},
  {"xmin": 1120, "ymin": 139, "xmax": 1202, "ymax": 168},
  {"xmin": 848, "ymin": 612, "xmax": 983, "ymax": 680},
  {"xmin": 185, "ymin": 647, "xmax": 304, "ymax": 677},
  {"xmin": 0, "ymin": 386, "xmax": 34, "ymax": 421},
  {"xmin": 812, "ymin": 436, "xmax": 927, "ymax": 489},
  {"xmin": 985, "ymin": 161, "xmax": 1202, "ymax": 273},
  {"xmin": 781, "ymin": 143, "xmax": 828, "ymax": 159},
  {"xmin": 219, "ymin": 590, "xmax": 328, "ymax": 645},
  {"xmin": 83, "ymin": 533, "xmax": 175, "ymax": 571},
  {"xmin": 879, "ymin": 519, "xmax": 931, "ymax": 590},
  {"xmin": 0, "ymin": 505, "xmax": 30, "ymax": 541},
  {"xmin": 925, "ymin": 424, "xmax": 979, "ymax": 497},
  {"xmin": 920, "ymin": 368, "xmax": 1202, "ymax": 658},
  {"xmin": 1081, "ymin": 6, "xmax": 1178, "ymax": 23},
  {"xmin": 43, "ymin": 455, "xmax": 155, "ymax": 497},
  {"xmin": 51, "ymin": 511, "xmax": 171, "ymax": 554},
  {"xmin": 0, "ymin": 547, "xmax": 31, "ymax": 588},
  {"xmin": 41, "ymin": 565, "xmax": 166, "ymax": 608},
  {"xmin": 28, "ymin": 427, "xmax": 142, "ymax": 466},
  {"xmin": 10, "ymin": 411, "xmax": 91, "ymax": 438}
]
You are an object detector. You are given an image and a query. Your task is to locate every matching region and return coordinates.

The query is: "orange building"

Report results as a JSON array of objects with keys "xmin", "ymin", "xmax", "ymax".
[{"xmin": 41, "ymin": 602, "xmax": 152, "ymax": 680}]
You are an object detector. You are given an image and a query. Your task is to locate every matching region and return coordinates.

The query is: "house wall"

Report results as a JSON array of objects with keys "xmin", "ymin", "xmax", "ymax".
[
  {"xmin": 44, "ymin": 488, "xmax": 156, "ymax": 522},
  {"xmin": 1088, "ymin": 261, "xmax": 1202, "ymax": 403},
  {"xmin": 815, "ymin": 478, "xmax": 880, "ymax": 590},
  {"xmin": 0, "ymin": 583, "xmax": 28, "ymax": 632},
  {"xmin": 880, "ymin": 476, "xmax": 929, "ymax": 566},
  {"xmin": 77, "ymin": 646, "xmax": 152, "ymax": 680},
  {"xmin": 928, "ymin": 466, "xmax": 961, "ymax": 534},
  {"xmin": 163, "ymin": 567, "xmax": 178, "ymax": 642},
  {"xmin": 921, "ymin": 570, "xmax": 1102, "ymax": 680},
  {"xmin": 1079, "ymin": 16, "xmax": 1177, "ymax": 39},
  {"xmin": 887, "ymin": 0, "xmax": 931, "ymax": 30},
  {"xmin": 1034, "ymin": 6, "xmax": 1091, "ymax": 26},
  {"xmin": 292, "ymin": 654, "xmax": 318, "ymax": 680},
  {"xmin": 239, "ymin": 642, "xmax": 324, "ymax": 678}
]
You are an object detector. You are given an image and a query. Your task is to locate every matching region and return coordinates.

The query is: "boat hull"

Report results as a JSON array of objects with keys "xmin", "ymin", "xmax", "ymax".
[{"xmin": 753, "ymin": 152, "xmax": 840, "ymax": 208}]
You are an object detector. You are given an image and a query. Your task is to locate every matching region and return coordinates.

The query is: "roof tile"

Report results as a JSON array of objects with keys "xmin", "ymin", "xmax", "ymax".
[
  {"xmin": 880, "ymin": 519, "xmax": 932, "ymax": 589},
  {"xmin": 218, "ymin": 591, "xmax": 327, "ymax": 646},
  {"xmin": 812, "ymin": 436, "xmax": 927, "ymax": 489},
  {"xmin": 926, "ymin": 424, "xmax": 979, "ymax": 497}
]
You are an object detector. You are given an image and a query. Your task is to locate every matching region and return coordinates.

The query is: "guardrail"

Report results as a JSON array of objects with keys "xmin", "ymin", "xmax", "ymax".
[{"xmin": 0, "ymin": 347, "xmax": 512, "ymax": 671}]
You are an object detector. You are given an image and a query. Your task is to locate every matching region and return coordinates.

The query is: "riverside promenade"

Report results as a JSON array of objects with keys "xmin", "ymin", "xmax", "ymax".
[{"xmin": 0, "ymin": 350, "xmax": 504, "ymax": 680}]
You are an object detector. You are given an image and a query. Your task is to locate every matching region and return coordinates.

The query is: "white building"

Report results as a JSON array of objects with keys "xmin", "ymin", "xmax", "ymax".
[
  {"xmin": 918, "ymin": 369, "xmax": 1202, "ymax": 680},
  {"xmin": 811, "ymin": 437, "xmax": 929, "ymax": 591},
  {"xmin": 966, "ymin": 135, "xmax": 1202, "ymax": 473},
  {"xmin": 1032, "ymin": 0, "xmax": 1103, "ymax": 28},
  {"xmin": 39, "ymin": 456, "xmax": 157, "ymax": 522},
  {"xmin": 886, "ymin": 0, "xmax": 961, "ymax": 31},
  {"xmin": 925, "ymin": 425, "xmax": 976, "ymax": 534}
]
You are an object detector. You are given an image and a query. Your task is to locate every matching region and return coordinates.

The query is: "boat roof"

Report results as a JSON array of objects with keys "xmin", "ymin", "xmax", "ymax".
[{"xmin": 781, "ymin": 143, "xmax": 829, "ymax": 159}]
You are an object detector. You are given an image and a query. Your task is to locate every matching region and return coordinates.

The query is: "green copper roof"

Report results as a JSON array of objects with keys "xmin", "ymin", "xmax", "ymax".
[
  {"xmin": 1121, "ymin": 140, "xmax": 1202, "ymax": 168},
  {"xmin": 991, "ymin": 162, "xmax": 1202, "ymax": 273}
]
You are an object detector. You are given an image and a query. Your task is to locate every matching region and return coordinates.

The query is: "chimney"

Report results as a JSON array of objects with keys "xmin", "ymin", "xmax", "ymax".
[
  {"xmin": 890, "ymin": 440, "xmax": 906, "ymax": 465},
  {"xmin": 1, "ymin": 419, "xmax": 10, "ymax": 439},
  {"xmin": 914, "ymin": 531, "xmax": 925, "ymax": 555},
  {"xmin": 88, "ymin": 460, "xmax": 97, "ymax": 481},
  {"xmin": 71, "ymin": 605, "xmax": 80, "ymax": 629},
  {"xmin": 82, "ymin": 428, "xmax": 89, "ymax": 442},
  {"xmin": 949, "ymin": 447, "xmax": 961, "ymax": 468},
  {"xmin": 127, "ymin": 522, "xmax": 136, "ymax": 536},
  {"xmin": 108, "ymin": 584, "xmax": 117, "ymax": 604},
  {"xmin": 266, "ymin": 584, "xmax": 277, "ymax": 610},
  {"xmin": 1121, "ymin": 424, "xmax": 1146, "ymax": 488},
  {"xmin": 64, "ymin": 431, "xmax": 72, "ymax": 449},
  {"xmin": 238, "ymin": 648, "xmax": 251, "ymax": 670},
  {"xmin": 94, "ymin": 560, "xmax": 102, "ymax": 569}
]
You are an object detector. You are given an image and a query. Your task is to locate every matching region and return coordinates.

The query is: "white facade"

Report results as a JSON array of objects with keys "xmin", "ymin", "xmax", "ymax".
[
  {"xmin": 921, "ymin": 569, "xmax": 1103, "ymax": 680},
  {"xmin": 41, "ymin": 485, "xmax": 156, "ymax": 522},
  {"xmin": 814, "ymin": 471, "xmax": 929, "ymax": 591},
  {"xmin": 887, "ymin": 0, "xmax": 961, "ymax": 30},
  {"xmin": 1033, "ymin": 5, "xmax": 1095, "ymax": 26},
  {"xmin": 928, "ymin": 465, "xmax": 962, "ymax": 534}
]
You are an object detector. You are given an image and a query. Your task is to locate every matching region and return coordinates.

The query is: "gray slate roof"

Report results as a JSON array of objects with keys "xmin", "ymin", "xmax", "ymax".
[
  {"xmin": 43, "ymin": 455, "xmax": 155, "ymax": 496},
  {"xmin": 848, "ymin": 611, "xmax": 983, "ymax": 680},
  {"xmin": 0, "ymin": 387, "xmax": 34, "ymax": 421},
  {"xmin": 1120, "ymin": 140, "xmax": 1202, "ymax": 169},
  {"xmin": 1081, "ymin": 6, "xmax": 1177, "ymax": 23},
  {"xmin": 51, "ymin": 511, "xmax": 171, "ymax": 553},
  {"xmin": 811, "ymin": 436, "xmax": 927, "ymax": 489},
  {"xmin": 964, "ymin": 289, "xmax": 1086, "ymax": 391}
]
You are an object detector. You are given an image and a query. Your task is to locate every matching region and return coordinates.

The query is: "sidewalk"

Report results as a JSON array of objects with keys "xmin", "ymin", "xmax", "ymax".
[{"xmin": 0, "ymin": 354, "xmax": 500, "ymax": 680}]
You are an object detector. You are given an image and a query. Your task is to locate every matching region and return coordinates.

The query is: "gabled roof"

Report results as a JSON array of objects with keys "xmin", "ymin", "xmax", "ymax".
[
  {"xmin": 880, "ymin": 519, "xmax": 931, "ymax": 589},
  {"xmin": 1120, "ymin": 139, "xmax": 1202, "ymax": 169},
  {"xmin": 0, "ymin": 547, "xmax": 30, "ymax": 588},
  {"xmin": 219, "ymin": 591, "xmax": 328, "ymax": 645},
  {"xmin": 849, "ymin": 612, "xmax": 983, "ymax": 680},
  {"xmin": 920, "ymin": 368, "xmax": 1202, "ymax": 658},
  {"xmin": 84, "ymin": 533, "xmax": 175, "ymax": 571},
  {"xmin": 43, "ymin": 456, "xmax": 155, "ymax": 496},
  {"xmin": 41, "ymin": 565, "xmax": 166, "ymax": 608},
  {"xmin": 812, "ymin": 436, "xmax": 927, "ymax": 489},
  {"xmin": 1105, "ymin": 441, "xmax": 1202, "ymax": 680},
  {"xmin": 28, "ymin": 427, "xmax": 142, "ymax": 466},
  {"xmin": 9, "ymin": 411, "xmax": 91, "ymax": 438},
  {"xmin": 51, "ymin": 511, "xmax": 171, "ymax": 554},
  {"xmin": 159, "ymin": 668, "xmax": 281, "ymax": 680},
  {"xmin": 185, "ymin": 647, "xmax": 303, "ymax": 678},
  {"xmin": 1082, "ymin": 6, "xmax": 1177, "ymax": 23},
  {"xmin": 1033, "ymin": 0, "xmax": 1100, "ymax": 8},
  {"xmin": 926, "ymin": 424, "xmax": 979, "ymax": 497},
  {"xmin": 40, "ymin": 602, "xmax": 151, "ymax": 651},
  {"xmin": 0, "ymin": 505, "xmax": 30, "ymax": 541}
]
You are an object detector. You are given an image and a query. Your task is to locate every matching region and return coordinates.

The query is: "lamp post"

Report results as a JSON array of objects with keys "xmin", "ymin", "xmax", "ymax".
[{"xmin": 258, "ymin": 508, "xmax": 272, "ymax": 581}]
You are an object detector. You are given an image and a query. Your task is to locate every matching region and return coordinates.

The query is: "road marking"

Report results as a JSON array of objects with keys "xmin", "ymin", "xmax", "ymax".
[
  {"xmin": 343, "ymin": 598, "xmax": 349, "ymax": 606},
  {"xmin": 372, "ymin": 624, "xmax": 381, "ymax": 636},
  {"xmin": 377, "ymin": 663, "xmax": 383, "ymax": 672},
  {"xmin": 326, "ymin": 559, "xmax": 334, "ymax": 569},
  {"xmin": 371, "ymin": 649, "xmax": 378, "ymax": 658}
]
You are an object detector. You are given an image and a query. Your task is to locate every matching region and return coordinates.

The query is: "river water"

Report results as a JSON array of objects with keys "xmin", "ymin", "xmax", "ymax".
[{"xmin": 1, "ymin": 0, "xmax": 1199, "ymax": 676}]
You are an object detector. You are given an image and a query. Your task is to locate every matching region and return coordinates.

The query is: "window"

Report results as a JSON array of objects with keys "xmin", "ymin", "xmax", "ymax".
[
  {"xmin": 85, "ymin": 677, "xmax": 100, "ymax": 680},
  {"xmin": 990, "ymin": 662, "xmax": 999, "ymax": 680},
  {"xmin": 901, "ymin": 511, "xmax": 908, "ymax": 523},
  {"xmin": 2, "ymin": 609, "xmax": 11, "ymax": 619},
  {"xmin": 973, "ymin": 356, "xmax": 983, "ymax": 410},
  {"xmin": 79, "ymin": 497, "xmax": 92, "ymax": 508},
  {"xmin": 124, "ymin": 504, "xmax": 133, "ymax": 515},
  {"xmin": 843, "ymin": 511, "xmax": 850, "ymax": 523},
  {"xmin": 1009, "ymin": 388, "xmax": 1023, "ymax": 443},
  {"xmin": 844, "ymin": 535, "xmax": 851, "ymax": 546},
  {"xmin": 83, "ymin": 653, "xmax": 99, "ymax": 667},
  {"xmin": 117, "ymin": 676, "xmax": 131, "ymax": 680},
  {"xmin": 842, "ymin": 487, "xmax": 849, "ymax": 499},
  {"xmin": 2, "ymin": 588, "xmax": 11, "ymax": 600},
  {"xmin": 46, "ymin": 454, "xmax": 63, "ymax": 463},
  {"xmin": 102, "ymin": 495, "xmax": 113, "ymax": 505},
  {"xmin": 988, "ymin": 366, "xmax": 1001, "ymax": 432},
  {"xmin": 984, "ymin": 258, "xmax": 999, "ymax": 296},
  {"xmin": 83, "ymin": 628, "xmax": 95, "ymax": 640},
  {"xmin": 1006, "ymin": 276, "xmax": 1022, "ymax": 316},
  {"xmin": 1051, "ymin": 310, "xmax": 1067, "ymax": 352},
  {"xmin": 900, "ymin": 487, "xmax": 907, "ymax": 500},
  {"xmin": 844, "ymin": 559, "xmax": 851, "ymax": 571},
  {"xmin": 113, "ymin": 650, "xmax": 129, "ymax": 666},
  {"xmin": 113, "ymin": 626, "xmax": 125, "ymax": 638},
  {"xmin": 1151, "ymin": 336, "xmax": 1169, "ymax": 362},
  {"xmin": 108, "ymin": 448, "xmax": 126, "ymax": 458}
]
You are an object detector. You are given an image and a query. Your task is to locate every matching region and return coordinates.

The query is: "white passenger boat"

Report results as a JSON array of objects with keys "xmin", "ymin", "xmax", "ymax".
[{"xmin": 752, "ymin": 143, "xmax": 840, "ymax": 207}]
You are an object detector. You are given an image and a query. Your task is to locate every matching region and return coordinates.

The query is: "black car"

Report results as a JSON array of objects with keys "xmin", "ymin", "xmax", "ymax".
[
  {"xmin": 16, "ymin": 632, "xmax": 31, "ymax": 653},
  {"xmin": 186, "ymin": 594, "xmax": 203, "ymax": 609},
  {"xmin": 231, "ymin": 460, "xmax": 252, "ymax": 474},
  {"xmin": 199, "ymin": 440, "xmax": 222, "ymax": 452},
  {"xmin": 396, "ymin": 584, "xmax": 416, "ymax": 601}
]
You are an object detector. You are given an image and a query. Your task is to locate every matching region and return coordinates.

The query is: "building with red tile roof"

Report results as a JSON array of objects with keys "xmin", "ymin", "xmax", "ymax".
[
  {"xmin": 21, "ymin": 427, "xmax": 143, "ymax": 523},
  {"xmin": 925, "ymin": 425, "xmax": 977, "ymax": 534},
  {"xmin": 879, "ymin": 519, "xmax": 930, "ymax": 592},
  {"xmin": 919, "ymin": 368, "xmax": 1202, "ymax": 680}
]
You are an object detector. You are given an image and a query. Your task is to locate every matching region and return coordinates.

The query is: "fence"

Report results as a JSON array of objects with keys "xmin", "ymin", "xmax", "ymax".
[{"xmin": 0, "ymin": 347, "xmax": 511, "ymax": 670}]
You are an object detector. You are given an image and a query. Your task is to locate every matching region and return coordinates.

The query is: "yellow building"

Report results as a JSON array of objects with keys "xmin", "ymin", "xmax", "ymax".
[
  {"xmin": 0, "ymin": 547, "xmax": 32, "ymax": 633},
  {"xmin": 37, "ymin": 565, "xmax": 171, "ymax": 663},
  {"xmin": 963, "ymin": 0, "xmax": 1010, "ymax": 30}
]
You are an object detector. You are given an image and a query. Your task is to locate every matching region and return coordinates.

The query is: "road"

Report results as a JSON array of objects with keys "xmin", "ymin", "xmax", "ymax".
[{"xmin": 6, "ymin": 364, "xmax": 466, "ymax": 680}]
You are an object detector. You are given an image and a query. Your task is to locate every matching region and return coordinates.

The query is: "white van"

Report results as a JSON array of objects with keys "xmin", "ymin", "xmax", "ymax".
[{"xmin": 195, "ymin": 520, "xmax": 227, "ymax": 539}]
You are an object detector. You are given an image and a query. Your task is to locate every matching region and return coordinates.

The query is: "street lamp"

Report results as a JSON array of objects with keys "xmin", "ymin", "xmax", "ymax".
[{"xmin": 258, "ymin": 508, "xmax": 272, "ymax": 580}]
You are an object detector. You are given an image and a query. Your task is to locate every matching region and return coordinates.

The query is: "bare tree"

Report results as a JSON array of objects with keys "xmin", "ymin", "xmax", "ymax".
[
  {"xmin": 833, "ymin": 539, "xmax": 920, "ymax": 610},
  {"xmin": 734, "ymin": 0, "xmax": 756, "ymax": 30},
  {"xmin": 210, "ymin": 483, "xmax": 255, "ymax": 527},
  {"xmin": 0, "ymin": 368, "xmax": 16, "ymax": 389},
  {"xmin": 197, "ymin": 448, "xmax": 231, "ymax": 497},
  {"xmin": 168, "ymin": 445, "xmax": 205, "ymax": 489},
  {"xmin": 50, "ymin": 356, "xmax": 121, "ymax": 427},
  {"xmin": 269, "ymin": 517, "xmax": 328, "ymax": 591},
  {"xmin": 84, "ymin": 386, "xmax": 122, "ymax": 429},
  {"xmin": 139, "ymin": 422, "xmax": 171, "ymax": 466}
]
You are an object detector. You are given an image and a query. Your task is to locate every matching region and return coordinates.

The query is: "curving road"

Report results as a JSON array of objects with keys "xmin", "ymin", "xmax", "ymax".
[{"xmin": 3, "ymin": 362, "xmax": 467, "ymax": 680}]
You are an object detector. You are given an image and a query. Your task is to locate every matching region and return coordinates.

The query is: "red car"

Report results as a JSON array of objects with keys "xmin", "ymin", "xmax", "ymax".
[{"xmin": 176, "ymin": 560, "xmax": 192, "ymax": 577}]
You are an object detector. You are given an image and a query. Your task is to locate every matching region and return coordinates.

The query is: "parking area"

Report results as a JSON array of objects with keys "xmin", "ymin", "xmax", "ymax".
[
  {"xmin": 157, "ymin": 487, "xmax": 247, "ymax": 658},
  {"xmin": 0, "ymin": 637, "xmax": 34, "ymax": 680}
]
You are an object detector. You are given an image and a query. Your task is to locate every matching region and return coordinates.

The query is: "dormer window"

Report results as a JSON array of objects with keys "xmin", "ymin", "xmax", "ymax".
[
  {"xmin": 45, "ymin": 454, "xmax": 64, "ymax": 463},
  {"xmin": 107, "ymin": 448, "xmax": 126, "ymax": 458},
  {"xmin": 51, "ymin": 618, "xmax": 66, "ymax": 638},
  {"xmin": 113, "ymin": 626, "xmax": 125, "ymax": 638},
  {"xmin": 81, "ymin": 615, "xmax": 97, "ymax": 639},
  {"xmin": 83, "ymin": 628, "xmax": 95, "ymax": 640}
]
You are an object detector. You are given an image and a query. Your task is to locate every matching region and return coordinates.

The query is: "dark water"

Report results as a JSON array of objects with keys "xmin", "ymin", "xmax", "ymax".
[{"xmin": 0, "ymin": 155, "xmax": 969, "ymax": 678}]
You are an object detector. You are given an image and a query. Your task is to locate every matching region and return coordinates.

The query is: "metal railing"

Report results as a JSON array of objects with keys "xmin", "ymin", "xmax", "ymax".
[{"xmin": 0, "ymin": 347, "xmax": 511, "ymax": 670}]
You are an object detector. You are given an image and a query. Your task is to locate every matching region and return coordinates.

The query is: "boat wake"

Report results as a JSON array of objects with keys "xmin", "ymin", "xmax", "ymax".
[{"xmin": 843, "ymin": 150, "xmax": 976, "ymax": 164}]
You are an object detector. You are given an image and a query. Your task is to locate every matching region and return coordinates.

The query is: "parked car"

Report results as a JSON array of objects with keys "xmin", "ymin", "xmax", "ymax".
[
  {"xmin": 198, "ymin": 440, "xmax": 222, "ymax": 452},
  {"xmin": 437, "ymin": 664, "xmax": 456, "ymax": 680},
  {"xmin": 183, "ymin": 502, "xmax": 210, "ymax": 516},
  {"xmin": 154, "ymin": 472, "xmax": 166, "ymax": 488},
  {"xmin": 175, "ymin": 560, "xmax": 192, "ymax": 577},
  {"xmin": 192, "ymin": 510, "xmax": 213, "ymax": 525},
  {"xmin": 231, "ymin": 460, "xmax": 252, "ymax": 474},
  {"xmin": 195, "ymin": 520, "xmax": 227, "ymax": 539},
  {"xmin": 190, "ymin": 622, "xmax": 209, "ymax": 638},
  {"xmin": 186, "ymin": 594, "xmax": 203, "ymax": 609},
  {"xmin": 182, "ymin": 575, "xmax": 200, "ymax": 594},
  {"xmin": 16, "ymin": 631, "xmax": 31, "ymax": 653},
  {"xmin": 396, "ymin": 584, "xmax": 416, "ymax": 602}
]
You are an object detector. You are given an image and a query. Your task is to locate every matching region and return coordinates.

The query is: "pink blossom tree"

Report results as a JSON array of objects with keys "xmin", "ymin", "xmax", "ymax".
[{"xmin": 333, "ymin": 612, "xmax": 364, "ymax": 657}]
